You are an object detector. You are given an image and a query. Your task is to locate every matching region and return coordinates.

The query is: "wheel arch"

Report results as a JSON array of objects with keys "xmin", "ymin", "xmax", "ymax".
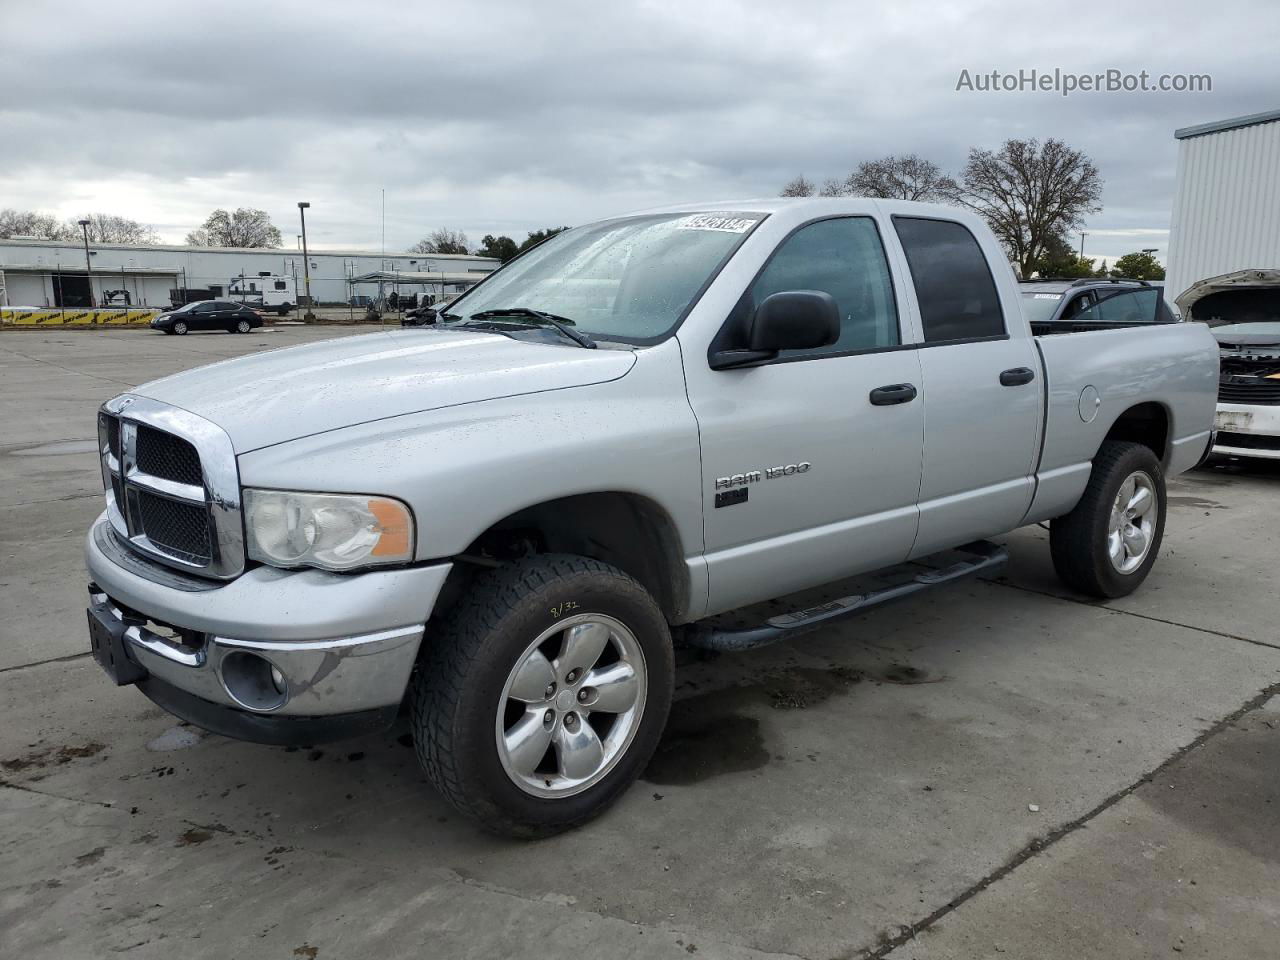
[
  {"xmin": 436, "ymin": 491, "xmax": 692, "ymax": 626},
  {"xmin": 1099, "ymin": 401, "xmax": 1171, "ymax": 465}
]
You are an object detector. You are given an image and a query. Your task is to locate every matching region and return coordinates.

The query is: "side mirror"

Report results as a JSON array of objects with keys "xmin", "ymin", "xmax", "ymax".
[{"xmin": 710, "ymin": 290, "xmax": 840, "ymax": 369}]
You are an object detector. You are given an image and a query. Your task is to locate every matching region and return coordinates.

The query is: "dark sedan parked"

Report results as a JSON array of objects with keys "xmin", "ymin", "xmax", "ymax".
[{"xmin": 152, "ymin": 300, "xmax": 265, "ymax": 335}]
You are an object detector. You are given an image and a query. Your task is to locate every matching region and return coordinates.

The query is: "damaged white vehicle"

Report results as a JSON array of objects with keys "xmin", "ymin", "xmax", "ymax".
[{"xmin": 1178, "ymin": 269, "xmax": 1280, "ymax": 459}]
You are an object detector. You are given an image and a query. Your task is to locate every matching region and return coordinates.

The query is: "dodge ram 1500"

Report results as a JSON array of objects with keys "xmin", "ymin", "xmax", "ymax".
[{"xmin": 85, "ymin": 199, "xmax": 1219, "ymax": 836}]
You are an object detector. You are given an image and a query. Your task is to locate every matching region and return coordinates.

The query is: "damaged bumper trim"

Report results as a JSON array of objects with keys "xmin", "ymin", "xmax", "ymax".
[{"xmin": 89, "ymin": 584, "xmax": 424, "ymax": 719}]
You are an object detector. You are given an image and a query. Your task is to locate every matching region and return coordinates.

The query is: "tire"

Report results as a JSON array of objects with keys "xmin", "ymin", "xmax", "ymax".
[
  {"xmin": 411, "ymin": 554, "xmax": 674, "ymax": 838},
  {"xmin": 278, "ymin": 304, "xmax": 292, "ymax": 316},
  {"xmin": 1050, "ymin": 441, "xmax": 1167, "ymax": 598},
  {"xmin": 235, "ymin": 319, "xmax": 253, "ymax": 334},
  {"xmin": 173, "ymin": 320, "xmax": 188, "ymax": 335}
]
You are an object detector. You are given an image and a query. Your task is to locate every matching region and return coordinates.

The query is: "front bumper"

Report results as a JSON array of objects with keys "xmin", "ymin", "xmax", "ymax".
[
  {"xmin": 1213, "ymin": 403, "xmax": 1280, "ymax": 460},
  {"xmin": 85, "ymin": 515, "xmax": 453, "ymax": 742}
]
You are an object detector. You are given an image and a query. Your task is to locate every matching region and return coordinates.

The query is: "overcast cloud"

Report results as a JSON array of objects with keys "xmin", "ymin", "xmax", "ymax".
[{"xmin": 2, "ymin": 0, "xmax": 1276, "ymax": 263}]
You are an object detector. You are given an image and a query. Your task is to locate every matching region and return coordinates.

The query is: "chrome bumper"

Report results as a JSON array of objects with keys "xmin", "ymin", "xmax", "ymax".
[{"xmin": 86, "ymin": 515, "xmax": 452, "ymax": 720}]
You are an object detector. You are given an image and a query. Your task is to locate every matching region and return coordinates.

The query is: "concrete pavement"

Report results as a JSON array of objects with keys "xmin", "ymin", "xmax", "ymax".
[{"xmin": 1, "ymin": 327, "xmax": 1277, "ymax": 959}]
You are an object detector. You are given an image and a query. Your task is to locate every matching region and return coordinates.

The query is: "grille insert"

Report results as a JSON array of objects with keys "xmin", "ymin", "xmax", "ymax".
[
  {"xmin": 136, "ymin": 491, "xmax": 213, "ymax": 563},
  {"xmin": 136, "ymin": 424, "xmax": 204, "ymax": 486}
]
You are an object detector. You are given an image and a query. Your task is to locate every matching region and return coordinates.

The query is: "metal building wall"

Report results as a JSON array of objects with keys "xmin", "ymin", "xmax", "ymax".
[
  {"xmin": 1166, "ymin": 115, "xmax": 1280, "ymax": 306},
  {"xmin": 0, "ymin": 240, "xmax": 499, "ymax": 306}
]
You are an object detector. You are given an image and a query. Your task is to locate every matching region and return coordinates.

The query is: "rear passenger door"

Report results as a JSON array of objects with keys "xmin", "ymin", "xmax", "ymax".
[{"xmin": 891, "ymin": 216, "xmax": 1043, "ymax": 557}]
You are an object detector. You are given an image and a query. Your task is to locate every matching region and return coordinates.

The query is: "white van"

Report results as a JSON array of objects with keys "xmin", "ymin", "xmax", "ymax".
[{"xmin": 228, "ymin": 274, "xmax": 296, "ymax": 315}]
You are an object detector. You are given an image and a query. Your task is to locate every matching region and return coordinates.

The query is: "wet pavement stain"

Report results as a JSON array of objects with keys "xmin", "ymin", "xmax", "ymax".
[
  {"xmin": 1168, "ymin": 494, "xmax": 1229, "ymax": 510},
  {"xmin": 1, "ymin": 741, "xmax": 106, "ymax": 772},
  {"xmin": 643, "ymin": 664, "xmax": 876, "ymax": 785}
]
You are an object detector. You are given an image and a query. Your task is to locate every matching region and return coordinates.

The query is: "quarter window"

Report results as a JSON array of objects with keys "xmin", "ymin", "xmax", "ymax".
[
  {"xmin": 747, "ymin": 217, "xmax": 899, "ymax": 358},
  {"xmin": 894, "ymin": 217, "xmax": 1005, "ymax": 342}
]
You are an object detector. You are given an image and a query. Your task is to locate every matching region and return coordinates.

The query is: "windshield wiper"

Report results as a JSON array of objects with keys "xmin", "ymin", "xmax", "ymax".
[{"xmin": 465, "ymin": 308, "xmax": 596, "ymax": 349}]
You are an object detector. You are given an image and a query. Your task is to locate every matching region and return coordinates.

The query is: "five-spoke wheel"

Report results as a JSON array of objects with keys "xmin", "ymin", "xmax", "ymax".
[
  {"xmin": 497, "ymin": 614, "xmax": 646, "ymax": 796},
  {"xmin": 1107, "ymin": 470, "xmax": 1157, "ymax": 573}
]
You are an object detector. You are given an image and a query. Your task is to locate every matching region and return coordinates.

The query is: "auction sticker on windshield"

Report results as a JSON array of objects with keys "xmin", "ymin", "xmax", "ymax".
[
  {"xmin": 1034, "ymin": 293, "xmax": 1062, "ymax": 299},
  {"xmin": 678, "ymin": 214, "xmax": 759, "ymax": 233}
]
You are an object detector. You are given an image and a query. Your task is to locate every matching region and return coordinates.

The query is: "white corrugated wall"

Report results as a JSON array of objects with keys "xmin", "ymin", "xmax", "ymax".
[{"xmin": 1166, "ymin": 117, "xmax": 1280, "ymax": 307}]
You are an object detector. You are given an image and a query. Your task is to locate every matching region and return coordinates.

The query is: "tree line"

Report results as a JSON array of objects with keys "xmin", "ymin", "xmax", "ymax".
[{"xmin": 780, "ymin": 140, "xmax": 1164, "ymax": 281}]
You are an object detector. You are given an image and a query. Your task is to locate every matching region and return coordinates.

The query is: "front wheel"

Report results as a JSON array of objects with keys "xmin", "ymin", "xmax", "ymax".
[
  {"xmin": 172, "ymin": 320, "xmax": 188, "ymax": 335},
  {"xmin": 1050, "ymin": 441, "xmax": 1167, "ymax": 598},
  {"xmin": 234, "ymin": 318, "xmax": 253, "ymax": 334},
  {"xmin": 411, "ymin": 555, "xmax": 674, "ymax": 838}
]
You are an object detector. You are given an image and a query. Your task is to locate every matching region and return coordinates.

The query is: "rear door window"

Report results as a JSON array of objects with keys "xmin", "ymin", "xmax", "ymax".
[{"xmin": 893, "ymin": 217, "xmax": 1006, "ymax": 343}]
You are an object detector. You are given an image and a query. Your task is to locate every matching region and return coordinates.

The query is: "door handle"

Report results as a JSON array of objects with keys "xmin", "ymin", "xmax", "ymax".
[
  {"xmin": 1000, "ymin": 367, "xmax": 1036, "ymax": 386},
  {"xmin": 869, "ymin": 383, "xmax": 918, "ymax": 406}
]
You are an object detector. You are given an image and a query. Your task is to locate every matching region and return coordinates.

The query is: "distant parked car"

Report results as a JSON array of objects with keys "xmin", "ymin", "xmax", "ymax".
[{"xmin": 151, "ymin": 300, "xmax": 264, "ymax": 335}]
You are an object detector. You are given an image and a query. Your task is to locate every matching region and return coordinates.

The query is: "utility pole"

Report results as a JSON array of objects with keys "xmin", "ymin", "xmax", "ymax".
[
  {"xmin": 1078, "ymin": 232, "xmax": 1087, "ymax": 260},
  {"xmin": 297, "ymin": 202, "xmax": 314, "ymax": 319},
  {"xmin": 78, "ymin": 219, "xmax": 94, "ymax": 307}
]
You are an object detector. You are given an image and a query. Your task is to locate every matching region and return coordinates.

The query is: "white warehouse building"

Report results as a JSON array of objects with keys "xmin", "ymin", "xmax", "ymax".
[
  {"xmin": 1166, "ymin": 108, "xmax": 1280, "ymax": 321},
  {"xmin": 0, "ymin": 237, "xmax": 499, "ymax": 309}
]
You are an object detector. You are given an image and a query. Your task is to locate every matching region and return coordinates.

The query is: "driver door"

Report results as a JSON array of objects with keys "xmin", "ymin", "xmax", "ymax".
[{"xmin": 684, "ymin": 216, "xmax": 925, "ymax": 616}]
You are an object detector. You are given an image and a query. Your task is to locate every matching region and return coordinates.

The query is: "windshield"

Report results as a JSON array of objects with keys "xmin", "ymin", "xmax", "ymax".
[
  {"xmin": 1020, "ymin": 290, "xmax": 1064, "ymax": 323},
  {"xmin": 442, "ymin": 211, "xmax": 764, "ymax": 343}
]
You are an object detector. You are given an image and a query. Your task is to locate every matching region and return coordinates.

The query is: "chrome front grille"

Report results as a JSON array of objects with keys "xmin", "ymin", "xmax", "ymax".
[{"xmin": 98, "ymin": 395, "xmax": 245, "ymax": 579}]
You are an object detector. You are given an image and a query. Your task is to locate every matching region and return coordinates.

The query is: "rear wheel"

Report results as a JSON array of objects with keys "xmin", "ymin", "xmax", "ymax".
[
  {"xmin": 411, "ymin": 554, "xmax": 674, "ymax": 837},
  {"xmin": 1050, "ymin": 441, "xmax": 1166, "ymax": 597}
]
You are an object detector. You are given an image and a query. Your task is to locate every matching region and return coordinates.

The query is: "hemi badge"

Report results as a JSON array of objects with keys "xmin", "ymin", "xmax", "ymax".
[{"xmin": 715, "ymin": 488, "xmax": 748, "ymax": 509}]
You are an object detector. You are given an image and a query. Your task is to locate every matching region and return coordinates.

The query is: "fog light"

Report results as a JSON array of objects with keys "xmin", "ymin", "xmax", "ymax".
[{"xmin": 220, "ymin": 651, "xmax": 288, "ymax": 712}]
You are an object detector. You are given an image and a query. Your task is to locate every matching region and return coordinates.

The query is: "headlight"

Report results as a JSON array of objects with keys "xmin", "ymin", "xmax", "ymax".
[{"xmin": 244, "ymin": 489, "xmax": 414, "ymax": 571}]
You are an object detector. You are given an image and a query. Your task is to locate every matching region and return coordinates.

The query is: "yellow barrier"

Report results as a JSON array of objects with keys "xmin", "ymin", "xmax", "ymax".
[{"xmin": 1, "ymin": 308, "xmax": 158, "ymax": 326}]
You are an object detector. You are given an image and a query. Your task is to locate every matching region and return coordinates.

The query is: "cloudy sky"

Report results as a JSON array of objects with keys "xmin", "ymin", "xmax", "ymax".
[{"xmin": 2, "ymin": 0, "xmax": 1276, "ymax": 264}]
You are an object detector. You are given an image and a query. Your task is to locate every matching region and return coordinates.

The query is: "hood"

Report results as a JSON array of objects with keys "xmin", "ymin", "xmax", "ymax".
[
  {"xmin": 134, "ymin": 328, "xmax": 636, "ymax": 452},
  {"xmin": 1174, "ymin": 268, "xmax": 1280, "ymax": 315}
]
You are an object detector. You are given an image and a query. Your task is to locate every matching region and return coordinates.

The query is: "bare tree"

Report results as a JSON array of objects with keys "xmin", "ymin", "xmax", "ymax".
[
  {"xmin": 818, "ymin": 178, "xmax": 846, "ymax": 197},
  {"xmin": 959, "ymin": 138, "xmax": 1103, "ymax": 278},
  {"xmin": 68, "ymin": 213, "xmax": 159, "ymax": 244},
  {"xmin": 186, "ymin": 208, "xmax": 283, "ymax": 248},
  {"xmin": 0, "ymin": 208, "xmax": 72, "ymax": 240},
  {"xmin": 780, "ymin": 175, "xmax": 815, "ymax": 197},
  {"xmin": 844, "ymin": 154, "xmax": 959, "ymax": 202},
  {"xmin": 411, "ymin": 228, "xmax": 470, "ymax": 255}
]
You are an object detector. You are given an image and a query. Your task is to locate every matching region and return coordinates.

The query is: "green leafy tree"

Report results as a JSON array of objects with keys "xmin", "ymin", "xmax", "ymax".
[
  {"xmin": 1029, "ymin": 231, "xmax": 1095, "ymax": 278},
  {"xmin": 518, "ymin": 226, "xmax": 570, "ymax": 253},
  {"xmin": 477, "ymin": 234, "xmax": 520, "ymax": 262},
  {"xmin": 1110, "ymin": 251, "xmax": 1165, "ymax": 280},
  {"xmin": 186, "ymin": 208, "xmax": 282, "ymax": 248}
]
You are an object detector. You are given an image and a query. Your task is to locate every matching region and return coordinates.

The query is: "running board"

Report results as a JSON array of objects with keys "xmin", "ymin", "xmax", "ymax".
[{"xmin": 684, "ymin": 541, "xmax": 1007, "ymax": 652}]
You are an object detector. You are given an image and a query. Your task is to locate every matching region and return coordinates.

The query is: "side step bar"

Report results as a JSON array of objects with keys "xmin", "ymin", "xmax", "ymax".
[{"xmin": 684, "ymin": 540, "xmax": 1008, "ymax": 652}]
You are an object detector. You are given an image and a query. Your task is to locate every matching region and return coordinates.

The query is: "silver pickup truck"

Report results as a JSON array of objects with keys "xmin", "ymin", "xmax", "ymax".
[{"xmin": 85, "ymin": 199, "xmax": 1219, "ymax": 836}]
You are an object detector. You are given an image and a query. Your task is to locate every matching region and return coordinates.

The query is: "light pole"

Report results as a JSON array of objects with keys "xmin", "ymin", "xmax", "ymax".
[
  {"xmin": 78, "ymin": 219, "xmax": 94, "ymax": 307},
  {"xmin": 297, "ymin": 202, "xmax": 314, "ymax": 319}
]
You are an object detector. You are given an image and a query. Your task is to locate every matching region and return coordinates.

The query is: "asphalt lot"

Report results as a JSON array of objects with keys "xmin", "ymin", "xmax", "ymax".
[{"xmin": 2, "ymin": 325, "xmax": 1278, "ymax": 960}]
